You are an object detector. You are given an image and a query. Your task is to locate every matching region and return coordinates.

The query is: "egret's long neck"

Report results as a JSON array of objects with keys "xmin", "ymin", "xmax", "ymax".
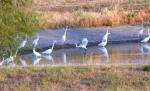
[
  {"xmin": 51, "ymin": 42, "xmax": 56, "ymax": 51},
  {"xmin": 106, "ymin": 29, "xmax": 109, "ymax": 35},
  {"xmin": 64, "ymin": 29, "xmax": 68, "ymax": 35},
  {"xmin": 33, "ymin": 48, "xmax": 36, "ymax": 53},
  {"xmin": 75, "ymin": 43, "xmax": 78, "ymax": 47}
]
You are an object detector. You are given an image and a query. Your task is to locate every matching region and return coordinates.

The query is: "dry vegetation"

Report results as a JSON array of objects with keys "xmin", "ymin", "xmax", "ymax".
[
  {"xmin": 0, "ymin": 65, "xmax": 150, "ymax": 91},
  {"xmin": 31, "ymin": 0, "xmax": 150, "ymax": 29}
]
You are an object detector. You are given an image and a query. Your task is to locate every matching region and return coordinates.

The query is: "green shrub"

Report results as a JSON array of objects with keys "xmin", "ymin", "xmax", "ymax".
[
  {"xmin": 143, "ymin": 64, "xmax": 150, "ymax": 71},
  {"xmin": 0, "ymin": 0, "xmax": 39, "ymax": 57}
]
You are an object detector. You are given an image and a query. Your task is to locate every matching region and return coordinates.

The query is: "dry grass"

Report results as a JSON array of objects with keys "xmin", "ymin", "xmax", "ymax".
[
  {"xmin": 37, "ymin": 6, "xmax": 150, "ymax": 29},
  {"xmin": 0, "ymin": 65, "xmax": 150, "ymax": 91},
  {"xmin": 32, "ymin": 0, "xmax": 150, "ymax": 29},
  {"xmin": 131, "ymin": 7, "xmax": 150, "ymax": 23}
]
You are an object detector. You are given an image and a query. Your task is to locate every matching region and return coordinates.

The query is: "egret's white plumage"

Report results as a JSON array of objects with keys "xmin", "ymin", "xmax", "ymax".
[
  {"xmin": 33, "ymin": 47, "xmax": 41, "ymax": 57},
  {"xmin": 42, "ymin": 41, "xmax": 56, "ymax": 55},
  {"xmin": 32, "ymin": 34, "xmax": 39, "ymax": 47},
  {"xmin": 75, "ymin": 38, "xmax": 88, "ymax": 49},
  {"xmin": 98, "ymin": 28, "xmax": 110, "ymax": 47},
  {"xmin": 141, "ymin": 29, "xmax": 150, "ymax": 43},
  {"xmin": 19, "ymin": 35, "xmax": 27, "ymax": 48},
  {"xmin": 141, "ymin": 36, "xmax": 150, "ymax": 43},
  {"xmin": 62, "ymin": 26, "xmax": 68, "ymax": 43},
  {"xmin": 102, "ymin": 28, "xmax": 110, "ymax": 40}
]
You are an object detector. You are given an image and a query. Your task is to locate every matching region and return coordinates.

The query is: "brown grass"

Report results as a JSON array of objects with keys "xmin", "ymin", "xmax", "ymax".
[
  {"xmin": 32, "ymin": 0, "xmax": 150, "ymax": 29},
  {"xmin": 131, "ymin": 7, "xmax": 150, "ymax": 23},
  {"xmin": 37, "ymin": 6, "xmax": 150, "ymax": 29},
  {"xmin": 0, "ymin": 65, "xmax": 150, "ymax": 91}
]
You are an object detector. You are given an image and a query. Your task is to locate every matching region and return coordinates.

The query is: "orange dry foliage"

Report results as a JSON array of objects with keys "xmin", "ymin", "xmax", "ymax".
[
  {"xmin": 131, "ymin": 7, "xmax": 150, "ymax": 23},
  {"xmin": 37, "ymin": 7, "xmax": 150, "ymax": 29},
  {"xmin": 33, "ymin": 0, "xmax": 150, "ymax": 29}
]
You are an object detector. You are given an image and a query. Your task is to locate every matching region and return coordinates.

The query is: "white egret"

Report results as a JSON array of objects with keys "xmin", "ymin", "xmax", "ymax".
[
  {"xmin": 32, "ymin": 33, "xmax": 39, "ymax": 47},
  {"xmin": 98, "ymin": 28, "xmax": 110, "ymax": 47},
  {"xmin": 33, "ymin": 47, "xmax": 41, "ymax": 57},
  {"xmin": 42, "ymin": 41, "xmax": 57, "ymax": 55},
  {"xmin": 19, "ymin": 35, "xmax": 27, "ymax": 49},
  {"xmin": 62, "ymin": 26, "xmax": 68, "ymax": 43},
  {"xmin": 141, "ymin": 29, "xmax": 150, "ymax": 43},
  {"xmin": 138, "ymin": 23, "xmax": 144, "ymax": 38},
  {"xmin": 75, "ymin": 38, "xmax": 88, "ymax": 49}
]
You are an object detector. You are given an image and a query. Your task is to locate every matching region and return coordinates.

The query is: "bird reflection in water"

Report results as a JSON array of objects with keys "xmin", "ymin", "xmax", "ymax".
[
  {"xmin": 43, "ymin": 55, "xmax": 54, "ymax": 64},
  {"xmin": 19, "ymin": 57, "xmax": 27, "ymax": 66},
  {"xmin": 140, "ymin": 44, "xmax": 150, "ymax": 54},
  {"xmin": 98, "ymin": 47, "xmax": 109, "ymax": 64},
  {"xmin": 32, "ymin": 56, "xmax": 42, "ymax": 65},
  {"xmin": 7, "ymin": 61, "xmax": 16, "ymax": 67},
  {"xmin": 61, "ymin": 52, "xmax": 67, "ymax": 65}
]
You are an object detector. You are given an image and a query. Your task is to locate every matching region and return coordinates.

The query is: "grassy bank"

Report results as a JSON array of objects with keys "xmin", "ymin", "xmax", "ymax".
[
  {"xmin": 31, "ymin": 0, "xmax": 150, "ymax": 29},
  {"xmin": 0, "ymin": 65, "xmax": 150, "ymax": 91}
]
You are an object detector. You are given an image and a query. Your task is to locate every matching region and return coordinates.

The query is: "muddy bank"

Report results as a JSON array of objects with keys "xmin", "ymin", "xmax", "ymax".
[{"xmin": 22, "ymin": 25, "xmax": 148, "ymax": 54}]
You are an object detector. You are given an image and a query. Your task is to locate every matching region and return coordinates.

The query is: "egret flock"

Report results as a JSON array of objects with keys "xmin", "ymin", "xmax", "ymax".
[{"xmin": 0, "ymin": 24, "xmax": 150, "ymax": 66}]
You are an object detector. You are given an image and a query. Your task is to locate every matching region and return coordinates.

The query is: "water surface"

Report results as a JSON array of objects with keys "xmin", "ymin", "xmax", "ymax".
[{"xmin": 16, "ymin": 43, "xmax": 150, "ymax": 66}]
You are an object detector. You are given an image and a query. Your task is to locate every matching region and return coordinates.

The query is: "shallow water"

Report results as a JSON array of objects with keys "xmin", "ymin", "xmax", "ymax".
[{"xmin": 8, "ymin": 43, "xmax": 149, "ymax": 67}]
